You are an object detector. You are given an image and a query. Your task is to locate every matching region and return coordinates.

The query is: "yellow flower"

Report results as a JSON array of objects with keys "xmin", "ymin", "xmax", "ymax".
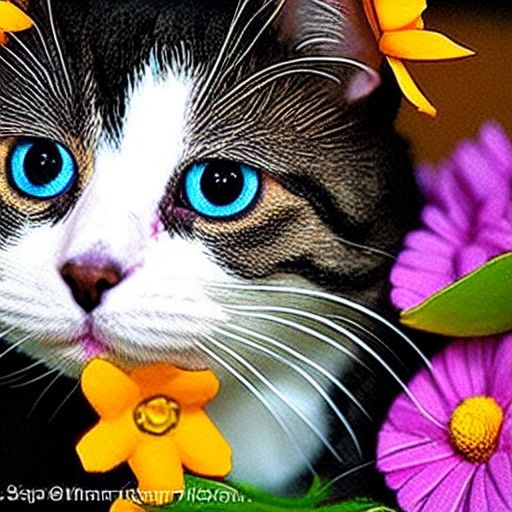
[
  {"xmin": 0, "ymin": 1, "xmax": 33, "ymax": 44},
  {"xmin": 110, "ymin": 499, "xmax": 144, "ymax": 512},
  {"xmin": 363, "ymin": 0, "xmax": 474, "ymax": 116},
  {"xmin": 76, "ymin": 360, "xmax": 232, "ymax": 508}
]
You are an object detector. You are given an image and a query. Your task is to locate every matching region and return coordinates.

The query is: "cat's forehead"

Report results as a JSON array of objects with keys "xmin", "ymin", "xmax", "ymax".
[{"xmin": 55, "ymin": 0, "xmax": 237, "ymax": 69}]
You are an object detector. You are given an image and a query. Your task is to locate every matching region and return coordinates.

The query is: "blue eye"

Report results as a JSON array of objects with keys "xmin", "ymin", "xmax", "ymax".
[
  {"xmin": 184, "ymin": 161, "xmax": 261, "ymax": 219},
  {"xmin": 8, "ymin": 138, "xmax": 78, "ymax": 200}
]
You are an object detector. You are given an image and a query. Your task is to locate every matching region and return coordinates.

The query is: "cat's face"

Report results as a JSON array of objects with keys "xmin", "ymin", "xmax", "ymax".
[{"xmin": 0, "ymin": 0, "xmax": 420, "ymax": 492}]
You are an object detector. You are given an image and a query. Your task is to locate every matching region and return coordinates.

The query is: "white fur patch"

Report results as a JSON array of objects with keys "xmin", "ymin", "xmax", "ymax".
[{"xmin": 61, "ymin": 64, "xmax": 191, "ymax": 267}]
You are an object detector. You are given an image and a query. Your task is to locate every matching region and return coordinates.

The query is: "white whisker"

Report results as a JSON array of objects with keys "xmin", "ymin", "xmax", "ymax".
[
  {"xmin": 46, "ymin": 0, "xmax": 73, "ymax": 98},
  {"xmin": 225, "ymin": 308, "xmax": 373, "ymax": 374},
  {"xmin": 213, "ymin": 325, "xmax": 364, "ymax": 458},
  {"xmin": 203, "ymin": 334, "xmax": 343, "ymax": 463},
  {"xmin": 321, "ymin": 460, "xmax": 376, "ymax": 493},
  {"xmin": 11, "ymin": 366, "xmax": 59, "ymax": 389},
  {"xmin": 211, "ymin": 283, "xmax": 431, "ymax": 367},
  {"xmin": 49, "ymin": 382, "xmax": 79, "ymax": 422},
  {"xmin": 0, "ymin": 333, "xmax": 34, "ymax": 363},
  {"xmin": 224, "ymin": 303, "xmax": 442, "ymax": 427},
  {"xmin": 0, "ymin": 359, "xmax": 45, "ymax": 383},
  {"xmin": 27, "ymin": 371, "xmax": 62, "ymax": 417},
  {"xmin": 195, "ymin": 338, "xmax": 319, "ymax": 477},
  {"xmin": 218, "ymin": 322, "xmax": 372, "ymax": 421}
]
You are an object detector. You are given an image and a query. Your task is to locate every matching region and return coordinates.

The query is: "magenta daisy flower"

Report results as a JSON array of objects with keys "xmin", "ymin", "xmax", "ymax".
[
  {"xmin": 391, "ymin": 122, "xmax": 512, "ymax": 311},
  {"xmin": 378, "ymin": 336, "xmax": 512, "ymax": 512}
]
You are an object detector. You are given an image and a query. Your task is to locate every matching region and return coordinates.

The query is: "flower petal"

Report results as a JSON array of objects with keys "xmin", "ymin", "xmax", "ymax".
[
  {"xmin": 405, "ymin": 460, "xmax": 474, "ymax": 511},
  {"xmin": 491, "ymin": 335, "xmax": 512, "ymax": 408},
  {"xmin": 77, "ymin": 415, "xmax": 139, "ymax": 473},
  {"xmin": 0, "ymin": 1, "xmax": 33, "ymax": 32},
  {"xmin": 82, "ymin": 359, "xmax": 140, "ymax": 419},
  {"xmin": 381, "ymin": 30, "xmax": 475, "ymax": 61},
  {"xmin": 176, "ymin": 410, "xmax": 232, "ymax": 477},
  {"xmin": 362, "ymin": 0, "xmax": 380, "ymax": 38},
  {"xmin": 487, "ymin": 452, "xmax": 512, "ymax": 509},
  {"xmin": 387, "ymin": 56, "xmax": 436, "ymax": 117},
  {"xmin": 383, "ymin": 394, "xmax": 446, "ymax": 439},
  {"xmin": 396, "ymin": 456, "xmax": 462, "ymax": 511},
  {"xmin": 110, "ymin": 499, "xmax": 144, "ymax": 512},
  {"xmin": 131, "ymin": 365, "xmax": 219, "ymax": 407},
  {"xmin": 129, "ymin": 437, "xmax": 184, "ymax": 502},
  {"xmin": 374, "ymin": 0, "xmax": 426, "ymax": 32},
  {"xmin": 468, "ymin": 466, "xmax": 490, "ymax": 512},
  {"xmin": 378, "ymin": 437, "xmax": 453, "ymax": 472}
]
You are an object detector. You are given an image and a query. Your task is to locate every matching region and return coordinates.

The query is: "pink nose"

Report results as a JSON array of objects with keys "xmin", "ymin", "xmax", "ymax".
[{"xmin": 60, "ymin": 262, "xmax": 123, "ymax": 313}]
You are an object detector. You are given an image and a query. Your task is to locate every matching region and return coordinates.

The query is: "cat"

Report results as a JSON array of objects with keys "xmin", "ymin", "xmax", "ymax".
[{"xmin": 0, "ymin": 0, "xmax": 426, "ymax": 509}]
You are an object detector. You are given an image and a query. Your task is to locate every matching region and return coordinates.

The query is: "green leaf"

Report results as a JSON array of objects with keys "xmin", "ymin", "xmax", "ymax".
[
  {"xmin": 401, "ymin": 253, "xmax": 512, "ymax": 337},
  {"xmin": 145, "ymin": 476, "xmax": 396, "ymax": 511}
]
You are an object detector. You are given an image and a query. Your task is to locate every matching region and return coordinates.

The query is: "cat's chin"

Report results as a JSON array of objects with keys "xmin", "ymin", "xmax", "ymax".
[{"xmin": 14, "ymin": 334, "xmax": 212, "ymax": 380}]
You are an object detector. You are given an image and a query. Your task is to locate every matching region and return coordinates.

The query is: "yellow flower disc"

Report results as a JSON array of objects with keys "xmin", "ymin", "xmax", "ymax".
[
  {"xmin": 449, "ymin": 396, "xmax": 504, "ymax": 463},
  {"xmin": 134, "ymin": 396, "xmax": 180, "ymax": 436}
]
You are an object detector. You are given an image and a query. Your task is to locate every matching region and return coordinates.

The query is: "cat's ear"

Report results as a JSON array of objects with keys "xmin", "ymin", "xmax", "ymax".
[{"xmin": 277, "ymin": 0, "xmax": 382, "ymax": 102}]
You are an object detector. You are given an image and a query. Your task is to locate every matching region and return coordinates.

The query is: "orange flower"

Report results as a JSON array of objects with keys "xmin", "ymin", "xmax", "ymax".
[
  {"xmin": 76, "ymin": 360, "xmax": 232, "ymax": 508},
  {"xmin": 363, "ymin": 0, "xmax": 474, "ymax": 117},
  {"xmin": 0, "ymin": 1, "xmax": 33, "ymax": 44},
  {"xmin": 110, "ymin": 499, "xmax": 144, "ymax": 512}
]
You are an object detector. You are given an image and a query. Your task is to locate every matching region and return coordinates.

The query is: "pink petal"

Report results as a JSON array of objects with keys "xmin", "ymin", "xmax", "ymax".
[
  {"xmin": 454, "ymin": 245, "xmax": 489, "ymax": 278},
  {"xmin": 421, "ymin": 206, "xmax": 462, "ymax": 242},
  {"xmin": 477, "ymin": 195, "xmax": 509, "ymax": 225},
  {"xmin": 480, "ymin": 122, "xmax": 512, "ymax": 174},
  {"xmin": 391, "ymin": 288, "xmax": 426, "ymax": 311},
  {"xmin": 408, "ymin": 370, "xmax": 452, "ymax": 423},
  {"xmin": 396, "ymin": 456, "xmax": 462, "ymax": 512},
  {"xmin": 390, "ymin": 266, "xmax": 452, "ymax": 297},
  {"xmin": 424, "ymin": 338, "xmax": 496, "ymax": 411},
  {"xmin": 385, "ymin": 394, "xmax": 446, "ymax": 439},
  {"xmin": 437, "ymin": 340, "xmax": 476, "ymax": 399},
  {"xmin": 417, "ymin": 460, "xmax": 475, "ymax": 512},
  {"xmin": 487, "ymin": 453, "xmax": 512, "ymax": 509},
  {"xmin": 386, "ymin": 466, "xmax": 423, "ymax": 490},
  {"xmin": 379, "ymin": 430, "xmax": 438, "ymax": 459},
  {"xmin": 460, "ymin": 338, "xmax": 494, "ymax": 396},
  {"xmin": 477, "ymin": 223, "xmax": 512, "ymax": 253},
  {"xmin": 491, "ymin": 335, "xmax": 512, "ymax": 407},
  {"xmin": 378, "ymin": 437, "xmax": 453, "ymax": 473},
  {"xmin": 396, "ymin": 249, "xmax": 454, "ymax": 276},
  {"xmin": 467, "ymin": 466, "xmax": 490, "ymax": 512},
  {"xmin": 404, "ymin": 231, "xmax": 456, "ymax": 258},
  {"xmin": 438, "ymin": 167, "xmax": 472, "ymax": 232},
  {"xmin": 416, "ymin": 164, "xmax": 439, "ymax": 200},
  {"xmin": 454, "ymin": 143, "xmax": 503, "ymax": 201}
]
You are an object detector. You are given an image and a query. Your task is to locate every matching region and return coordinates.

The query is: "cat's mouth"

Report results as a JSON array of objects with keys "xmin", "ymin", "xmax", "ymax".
[{"xmin": 80, "ymin": 333, "xmax": 111, "ymax": 359}]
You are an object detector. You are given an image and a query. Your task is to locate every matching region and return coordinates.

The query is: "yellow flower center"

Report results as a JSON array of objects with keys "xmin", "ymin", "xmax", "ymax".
[
  {"xmin": 134, "ymin": 396, "xmax": 180, "ymax": 436},
  {"xmin": 449, "ymin": 396, "xmax": 504, "ymax": 463}
]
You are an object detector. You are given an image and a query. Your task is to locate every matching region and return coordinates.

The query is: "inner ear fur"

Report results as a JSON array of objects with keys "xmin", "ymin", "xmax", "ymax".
[{"xmin": 277, "ymin": 0, "xmax": 383, "ymax": 101}]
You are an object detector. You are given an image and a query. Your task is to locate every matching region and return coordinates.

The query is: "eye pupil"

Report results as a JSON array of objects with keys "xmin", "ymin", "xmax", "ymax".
[
  {"xmin": 184, "ymin": 160, "xmax": 261, "ymax": 219},
  {"xmin": 7, "ymin": 138, "xmax": 77, "ymax": 200},
  {"xmin": 24, "ymin": 140, "xmax": 63, "ymax": 186},
  {"xmin": 200, "ymin": 162, "xmax": 245, "ymax": 207}
]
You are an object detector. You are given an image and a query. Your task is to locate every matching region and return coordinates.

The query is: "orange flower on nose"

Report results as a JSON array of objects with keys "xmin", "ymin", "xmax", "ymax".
[
  {"xmin": 0, "ymin": 1, "xmax": 33, "ymax": 44},
  {"xmin": 363, "ymin": 0, "xmax": 474, "ymax": 117},
  {"xmin": 76, "ymin": 360, "xmax": 232, "ymax": 508}
]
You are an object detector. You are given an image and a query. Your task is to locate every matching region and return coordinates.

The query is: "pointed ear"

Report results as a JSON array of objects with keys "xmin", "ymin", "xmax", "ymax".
[{"xmin": 277, "ymin": 0, "xmax": 382, "ymax": 101}]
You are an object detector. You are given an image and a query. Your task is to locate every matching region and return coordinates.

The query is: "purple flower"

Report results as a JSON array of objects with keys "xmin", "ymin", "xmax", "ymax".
[
  {"xmin": 377, "ymin": 336, "xmax": 512, "ymax": 512},
  {"xmin": 391, "ymin": 122, "xmax": 512, "ymax": 311}
]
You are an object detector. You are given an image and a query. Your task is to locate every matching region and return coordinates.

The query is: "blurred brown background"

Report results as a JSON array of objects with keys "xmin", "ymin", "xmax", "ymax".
[{"xmin": 397, "ymin": 2, "xmax": 512, "ymax": 164}]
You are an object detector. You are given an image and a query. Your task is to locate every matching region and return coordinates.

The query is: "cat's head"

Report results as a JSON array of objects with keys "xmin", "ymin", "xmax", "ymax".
[{"xmin": 0, "ymin": 0, "xmax": 417, "ymax": 377}]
